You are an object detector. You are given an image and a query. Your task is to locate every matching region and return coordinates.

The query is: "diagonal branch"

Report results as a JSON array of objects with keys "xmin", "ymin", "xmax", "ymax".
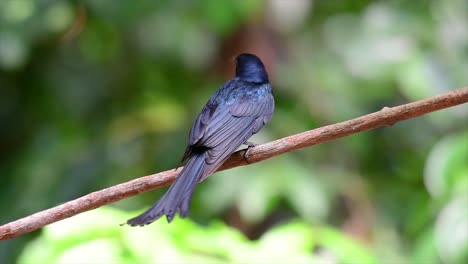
[{"xmin": 1, "ymin": 87, "xmax": 467, "ymax": 240}]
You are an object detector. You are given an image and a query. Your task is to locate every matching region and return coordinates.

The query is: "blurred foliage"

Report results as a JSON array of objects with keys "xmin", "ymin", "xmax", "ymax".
[
  {"xmin": 17, "ymin": 208, "xmax": 376, "ymax": 264},
  {"xmin": 1, "ymin": 0, "xmax": 467, "ymax": 263}
]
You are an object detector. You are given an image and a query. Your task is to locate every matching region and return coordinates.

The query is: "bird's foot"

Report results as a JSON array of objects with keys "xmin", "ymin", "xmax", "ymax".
[{"xmin": 243, "ymin": 141, "xmax": 257, "ymax": 160}]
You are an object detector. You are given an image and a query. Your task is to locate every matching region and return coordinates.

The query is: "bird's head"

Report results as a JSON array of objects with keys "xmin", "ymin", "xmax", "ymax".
[{"xmin": 235, "ymin": 53, "xmax": 269, "ymax": 84}]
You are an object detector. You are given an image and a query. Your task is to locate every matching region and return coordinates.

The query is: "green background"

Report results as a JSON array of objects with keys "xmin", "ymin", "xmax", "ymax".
[{"xmin": 1, "ymin": 0, "xmax": 467, "ymax": 263}]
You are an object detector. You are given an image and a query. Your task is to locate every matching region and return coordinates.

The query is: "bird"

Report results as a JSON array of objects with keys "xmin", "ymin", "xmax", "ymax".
[{"xmin": 127, "ymin": 53, "xmax": 275, "ymax": 226}]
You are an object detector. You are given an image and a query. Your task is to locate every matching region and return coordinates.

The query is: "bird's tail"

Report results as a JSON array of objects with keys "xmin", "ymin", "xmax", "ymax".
[{"xmin": 127, "ymin": 152, "xmax": 206, "ymax": 226}]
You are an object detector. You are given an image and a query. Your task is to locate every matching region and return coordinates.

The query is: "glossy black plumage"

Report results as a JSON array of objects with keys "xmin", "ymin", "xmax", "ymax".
[{"xmin": 127, "ymin": 53, "xmax": 274, "ymax": 226}]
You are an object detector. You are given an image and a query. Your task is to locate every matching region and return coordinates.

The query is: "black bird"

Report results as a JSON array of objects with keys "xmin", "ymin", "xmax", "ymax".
[{"xmin": 127, "ymin": 53, "xmax": 275, "ymax": 226}]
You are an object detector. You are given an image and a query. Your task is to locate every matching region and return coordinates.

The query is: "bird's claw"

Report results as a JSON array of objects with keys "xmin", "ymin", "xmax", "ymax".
[{"xmin": 243, "ymin": 141, "xmax": 257, "ymax": 160}]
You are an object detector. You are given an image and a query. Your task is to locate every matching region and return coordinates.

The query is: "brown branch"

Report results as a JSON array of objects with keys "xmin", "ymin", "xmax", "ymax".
[{"xmin": 1, "ymin": 87, "xmax": 467, "ymax": 240}]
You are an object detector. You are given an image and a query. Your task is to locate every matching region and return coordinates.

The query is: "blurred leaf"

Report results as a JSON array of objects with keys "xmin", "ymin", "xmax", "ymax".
[
  {"xmin": 1, "ymin": 0, "xmax": 35, "ymax": 24},
  {"xmin": 0, "ymin": 31, "xmax": 28, "ymax": 69},
  {"xmin": 79, "ymin": 19, "xmax": 121, "ymax": 63},
  {"xmin": 435, "ymin": 195, "xmax": 468, "ymax": 264},
  {"xmin": 16, "ymin": 208, "xmax": 345, "ymax": 264},
  {"xmin": 315, "ymin": 226, "xmax": 377, "ymax": 264},
  {"xmin": 411, "ymin": 229, "xmax": 439, "ymax": 264},
  {"xmin": 424, "ymin": 132, "xmax": 468, "ymax": 198},
  {"xmin": 43, "ymin": 2, "xmax": 74, "ymax": 33}
]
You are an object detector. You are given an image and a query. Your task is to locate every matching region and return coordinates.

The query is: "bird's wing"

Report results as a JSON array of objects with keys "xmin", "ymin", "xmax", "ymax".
[
  {"xmin": 199, "ymin": 114, "xmax": 262, "ymax": 181},
  {"xmin": 188, "ymin": 100, "xmax": 217, "ymax": 146},
  {"xmin": 229, "ymin": 85, "xmax": 274, "ymax": 130},
  {"xmin": 197, "ymin": 107, "xmax": 257, "ymax": 152},
  {"xmin": 189, "ymin": 80, "xmax": 236, "ymax": 146},
  {"xmin": 197, "ymin": 83, "xmax": 273, "ymax": 148},
  {"xmin": 199, "ymin": 91, "xmax": 273, "ymax": 166},
  {"xmin": 186, "ymin": 81, "xmax": 273, "ymax": 177}
]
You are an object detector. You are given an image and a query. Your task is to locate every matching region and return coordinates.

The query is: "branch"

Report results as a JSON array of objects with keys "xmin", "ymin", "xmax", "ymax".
[{"xmin": 1, "ymin": 87, "xmax": 467, "ymax": 240}]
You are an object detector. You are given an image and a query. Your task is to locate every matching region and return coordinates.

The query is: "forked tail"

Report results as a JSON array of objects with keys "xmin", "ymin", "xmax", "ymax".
[{"xmin": 127, "ymin": 152, "xmax": 205, "ymax": 226}]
